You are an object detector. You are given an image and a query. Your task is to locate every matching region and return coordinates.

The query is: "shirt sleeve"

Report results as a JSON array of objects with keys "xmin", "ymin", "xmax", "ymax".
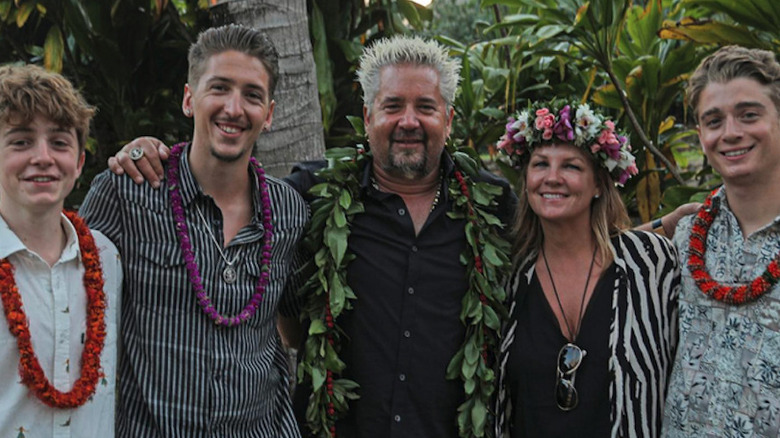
[{"xmin": 80, "ymin": 171, "xmax": 125, "ymax": 252}]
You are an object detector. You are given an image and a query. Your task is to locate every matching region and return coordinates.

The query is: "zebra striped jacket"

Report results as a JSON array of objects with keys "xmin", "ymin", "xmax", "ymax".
[{"xmin": 495, "ymin": 230, "xmax": 680, "ymax": 438}]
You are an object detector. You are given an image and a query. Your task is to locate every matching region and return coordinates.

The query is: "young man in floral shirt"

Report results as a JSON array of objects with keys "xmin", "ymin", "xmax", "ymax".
[{"xmin": 663, "ymin": 46, "xmax": 780, "ymax": 437}]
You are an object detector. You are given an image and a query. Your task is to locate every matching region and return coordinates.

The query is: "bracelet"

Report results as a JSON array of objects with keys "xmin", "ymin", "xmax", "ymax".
[{"xmin": 651, "ymin": 218, "xmax": 665, "ymax": 236}]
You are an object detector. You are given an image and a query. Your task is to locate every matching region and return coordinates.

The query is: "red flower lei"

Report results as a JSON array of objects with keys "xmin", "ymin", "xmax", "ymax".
[
  {"xmin": 0, "ymin": 210, "xmax": 107, "ymax": 408},
  {"xmin": 688, "ymin": 189, "xmax": 780, "ymax": 304}
]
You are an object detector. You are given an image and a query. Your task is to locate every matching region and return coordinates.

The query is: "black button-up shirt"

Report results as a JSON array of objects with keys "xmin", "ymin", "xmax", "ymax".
[{"xmin": 286, "ymin": 153, "xmax": 516, "ymax": 438}]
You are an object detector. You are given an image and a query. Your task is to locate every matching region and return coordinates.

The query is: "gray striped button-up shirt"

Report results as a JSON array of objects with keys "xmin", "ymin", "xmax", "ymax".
[{"xmin": 81, "ymin": 143, "xmax": 307, "ymax": 437}]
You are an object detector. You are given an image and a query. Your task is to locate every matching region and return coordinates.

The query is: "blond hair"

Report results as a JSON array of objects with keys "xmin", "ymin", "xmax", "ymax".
[
  {"xmin": 687, "ymin": 45, "xmax": 780, "ymax": 121},
  {"xmin": 0, "ymin": 64, "xmax": 94, "ymax": 151},
  {"xmin": 357, "ymin": 35, "xmax": 461, "ymax": 114}
]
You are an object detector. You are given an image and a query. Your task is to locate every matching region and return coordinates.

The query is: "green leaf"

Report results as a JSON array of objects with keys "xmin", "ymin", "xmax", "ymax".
[
  {"xmin": 657, "ymin": 17, "xmax": 771, "ymax": 49},
  {"xmin": 482, "ymin": 242, "xmax": 504, "ymax": 266},
  {"xmin": 312, "ymin": 367, "xmax": 325, "ymax": 392},
  {"xmin": 338, "ymin": 189, "xmax": 352, "ymax": 209},
  {"xmin": 471, "ymin": 396, "xmax": 488, "ymax": 435},
  {"xmin": 446, "ymin": 348, "xmax": 464, "ymax": 379},
  {"xmin": 396, "ymin": 0, "xmax": 422, "ymax": 29},
  {"xmin": 43, "ymin": 25, "xmax": 64, "ymax": 73},
  {"xmin": 464, "ymin": 376, "xmax": 477, "ymax": 395},
  {"xmin": 309, "ymin": 182, "xmax": 333, "ymax": 198},
  {"xmin": 332, "ymin": 206, "xmax": 347, "ymax": 227},
  {"xmin": 476, "ymin": 209, "xmax": 503, "ymax": 226},
  {"xmin": 452, "ymin": 151, "xmax": 479, "ymax": 176},
  {"xmin": 335, "ymin": 378, "xmax": 360, "ymax": 391},
  {"xmin": 328, "ymin": 271, "xmax": 346, "ymax": 316},
  {"xmin": 325, "ymin": 226, "xmax": 348, "ymax": 266},
  {"xmin": 462, "ymin": 354, "xmax": 478, "ymax": 379},
  {"xmin": 346, "ymin": 116, "xmax": 365, "ymax": 137},
  {"xmin": 0, "ymin": 1, "xmax": 11, "ymax": 21},
  {"xmin": 464, "ymin": 338, "xmax": 479, "ymax": 365},
  {"xmin": 15, "ymin": 0, "xmax": 34, "ymax": 27},
  {"xmin": 308, "ymin": 318, "xmax": 327, "ymax": 335},
  {"xmin": 483, "ymin": 305, "xmax": 500, "ymax": 331},
  {"xmin": 324, "ymin": 340, "xmax": 345, "ymax": 371}
]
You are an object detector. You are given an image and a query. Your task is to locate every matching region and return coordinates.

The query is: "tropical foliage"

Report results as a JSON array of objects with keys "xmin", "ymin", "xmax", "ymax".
[{"xmin": 0, "ymin": 0, "xmax": 209, "ymax": 205}]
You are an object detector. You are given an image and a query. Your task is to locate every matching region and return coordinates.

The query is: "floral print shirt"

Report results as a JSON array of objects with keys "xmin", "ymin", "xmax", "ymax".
[{"xmin": 663, "ymin": 187, "xmax": 780, "ymax": 437}]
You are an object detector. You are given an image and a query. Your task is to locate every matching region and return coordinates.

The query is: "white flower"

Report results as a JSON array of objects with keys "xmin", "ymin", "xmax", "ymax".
[
  {"xmin": 617, "ymin": 149, "xmax": 635, "ymax": 168},
  {"xmin": 574, "ymin": 104, "xmax": 602, "ymax": 146},
  {"xmin": 511, "ymin": 111, "xmax": 533, "ymax": 141},
  {"xmin": 604, "ymin": 157, "xmax": 619, "ymax": 172}
]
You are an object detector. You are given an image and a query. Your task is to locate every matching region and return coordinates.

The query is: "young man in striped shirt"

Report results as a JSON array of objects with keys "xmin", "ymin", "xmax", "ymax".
[{"xmin": 80, "ymin": 25, "xmax": 307, "ymax": 437}]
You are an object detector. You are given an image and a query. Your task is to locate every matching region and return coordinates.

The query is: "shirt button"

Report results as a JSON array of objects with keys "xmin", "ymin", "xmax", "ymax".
[
  {"xmin": 407, "ymin": 287, "xmax": 414, "ymax": 295},
  {"xmin": 403, "ymin": 330, "xmax": 411, "ymax": 338},
  {"xmin": 394, "ymin": 415, "xmax": 402, "ymax": 422},
  {"xmin": 398, "ymin": 208, "xmax": 406, "ymax": 216},
  {"xmin": 399, "ymin": 374, "xmax": 406, "ymax": 381},
  {"xmin": 411, "ymin": 245, "xmax": 418, "ymax": 252}
]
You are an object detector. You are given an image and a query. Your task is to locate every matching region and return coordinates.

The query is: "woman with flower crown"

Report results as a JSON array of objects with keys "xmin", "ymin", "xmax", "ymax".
[{"xmin": 494, "ymin": 101, "xmax": 680, "ymax": 437}]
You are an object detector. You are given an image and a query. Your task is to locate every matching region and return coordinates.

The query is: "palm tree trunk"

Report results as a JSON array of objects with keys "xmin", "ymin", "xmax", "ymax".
[{"xmin": 211, "ymin": 0, "xmax": 325, "ymax": 177}]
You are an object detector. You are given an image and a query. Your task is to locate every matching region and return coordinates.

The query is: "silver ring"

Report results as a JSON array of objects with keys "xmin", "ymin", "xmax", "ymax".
[{"xmin": 129, "ymin": 147, "xmax": 144, "ymax": 161}]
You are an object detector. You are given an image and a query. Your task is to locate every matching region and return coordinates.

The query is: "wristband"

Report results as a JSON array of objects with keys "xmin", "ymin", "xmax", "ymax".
[{"xmin": 651, "ymin": 218, "xmax": 665, "ymax": 236}]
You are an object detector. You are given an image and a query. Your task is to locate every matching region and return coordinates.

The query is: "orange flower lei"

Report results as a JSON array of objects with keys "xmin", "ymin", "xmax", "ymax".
[
  {"xmin": 0, "ymin": 210, "xmax": 107, "ymax": 408},
  {"xmin": 689, "ymin": 189, "xmax": 780, "ymax": 304}
]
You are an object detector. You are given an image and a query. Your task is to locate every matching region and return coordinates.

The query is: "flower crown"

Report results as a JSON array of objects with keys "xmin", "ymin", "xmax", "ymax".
[{"xmin": 497, "ymin": 101, "xmax": 638, "ymax": 185}]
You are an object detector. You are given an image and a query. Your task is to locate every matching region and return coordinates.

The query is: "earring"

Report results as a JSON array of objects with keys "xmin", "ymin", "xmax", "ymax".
[
  {"xmin": 594, "ymin": 194, "xmax": 600, "ymax": 199},
  {"xmin": 184, "ymin": 109, "xmax": 192, "ymax": 116}
]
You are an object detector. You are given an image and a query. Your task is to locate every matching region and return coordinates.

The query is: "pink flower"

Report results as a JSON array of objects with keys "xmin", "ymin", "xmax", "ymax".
[
  {"xmin": 496, "ymin": 135, "xmax": 514, "ymax": 154},
  {"xmin": 590, "ymin": 143, "xmax": 602, "ymax": 153},
  {"xmin": 536, "ymin": 114, "xmax": 555, "ymax": 131},
  {"xmin": 618, "ymin": 171, "xmax": 631, "ymax": 185},
  {"xmin": 627, "ymin": 163, "xmax": 639, "ymax": 175},
  {"xmin": 535, "ymin": 108, "xmax": 554, "ymax": 130},
  {"xmin": 598, "ymin": 129, "xmax": 621, "ymax": 159},
  {"xmin": 542, "ymin": 128, "xmax": 553, "ymax": 140}
]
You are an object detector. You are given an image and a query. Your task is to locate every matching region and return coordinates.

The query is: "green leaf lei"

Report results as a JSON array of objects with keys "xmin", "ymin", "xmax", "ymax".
[{"xmin": 297, "ymin": 144, "xmax": 512, "ymax": 438}]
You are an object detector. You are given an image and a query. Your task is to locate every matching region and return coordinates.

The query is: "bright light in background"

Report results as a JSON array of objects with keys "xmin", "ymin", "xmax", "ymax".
[{"xmin": 411, "ymin": 0, "xmax": 433, "ymax": 5}]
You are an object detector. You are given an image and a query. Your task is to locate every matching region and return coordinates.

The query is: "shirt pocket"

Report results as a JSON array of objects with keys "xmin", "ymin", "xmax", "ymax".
[
  {"xmin": 129, "ymin": 241, "xmax": 192, "ymax": 316},
  {"xmin": 240, "ymin": 256, "xmax": 280, "ymax": 330}
]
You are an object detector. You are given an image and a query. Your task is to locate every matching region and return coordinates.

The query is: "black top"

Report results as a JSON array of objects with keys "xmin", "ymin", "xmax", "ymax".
[
  {"xmin": 285, "ymin": 154, "xmax": 516, "ymax": 438},
  {"xmin": 506, "ymin": 262, "xmax": 616, "ymax": 437}
]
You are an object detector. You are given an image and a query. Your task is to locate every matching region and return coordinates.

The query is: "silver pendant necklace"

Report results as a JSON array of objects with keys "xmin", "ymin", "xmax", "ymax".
[{"xmin": 196, "ymin": 205, "xmax": 242, "ymax": 284}]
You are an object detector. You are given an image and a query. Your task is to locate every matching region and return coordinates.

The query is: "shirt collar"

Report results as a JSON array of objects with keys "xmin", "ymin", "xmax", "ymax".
[
  {"xmin": 0, "ymin": 212, "xmax": 80, "ymax": 263},
  {"xmin": 174, "ymin": 142, "xmax": 263, "ymax": 215},
  {"xmin": 714, "ymin": 185, "xmax": 780, "ymax": 230},
  {"xmin": 173, "ymin": 143, "xmax": 201, "ymax": 207}
]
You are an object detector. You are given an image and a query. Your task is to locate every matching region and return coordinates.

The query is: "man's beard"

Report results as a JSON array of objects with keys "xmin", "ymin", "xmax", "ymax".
[
  {"xmin": 209, "ymin": 142, "xmax": 257, "ymax": 163},
  {"xmin": 383, "ymin": 142, "xmax": 430, "ymax": 180}
]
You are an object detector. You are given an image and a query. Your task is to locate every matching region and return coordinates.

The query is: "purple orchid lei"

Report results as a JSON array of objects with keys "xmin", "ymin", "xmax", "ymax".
[
  {"xmin": 167, "ymin": 142, "xmax": 274, "ymax": 327},
  {"xmin": 497, "ymin": 101, "xmax": 639, "ymax": 185}
]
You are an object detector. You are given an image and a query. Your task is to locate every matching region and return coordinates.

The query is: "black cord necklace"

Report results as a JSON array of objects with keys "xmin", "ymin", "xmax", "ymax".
[{"xmin": 541, "ymin": 245, "xmax": 598, "ymax": 341}]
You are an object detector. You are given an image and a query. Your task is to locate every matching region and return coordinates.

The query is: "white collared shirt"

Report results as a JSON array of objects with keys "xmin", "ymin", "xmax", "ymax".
[{"xmin": 0, "ymin": 213, "xmax": 122, "ymax": 438}]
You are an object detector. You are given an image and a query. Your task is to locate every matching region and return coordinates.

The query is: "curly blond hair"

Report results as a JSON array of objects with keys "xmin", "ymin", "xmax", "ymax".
[{"xmin": 0, "ymin": 64, "xmax": 95, "ymax": 151}]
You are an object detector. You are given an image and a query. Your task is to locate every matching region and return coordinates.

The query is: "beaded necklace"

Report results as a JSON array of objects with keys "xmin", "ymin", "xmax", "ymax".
[
  {"xmin": 0, "ymin": 210, "xmax": 106, "ymax": 408},
  {"xmin": 167, "ymin": 142, "xmax": 274, "ymax": 326},
  {"xmin": 688, "ymin": 188, "xmax": 780, "ymax": 304}
]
